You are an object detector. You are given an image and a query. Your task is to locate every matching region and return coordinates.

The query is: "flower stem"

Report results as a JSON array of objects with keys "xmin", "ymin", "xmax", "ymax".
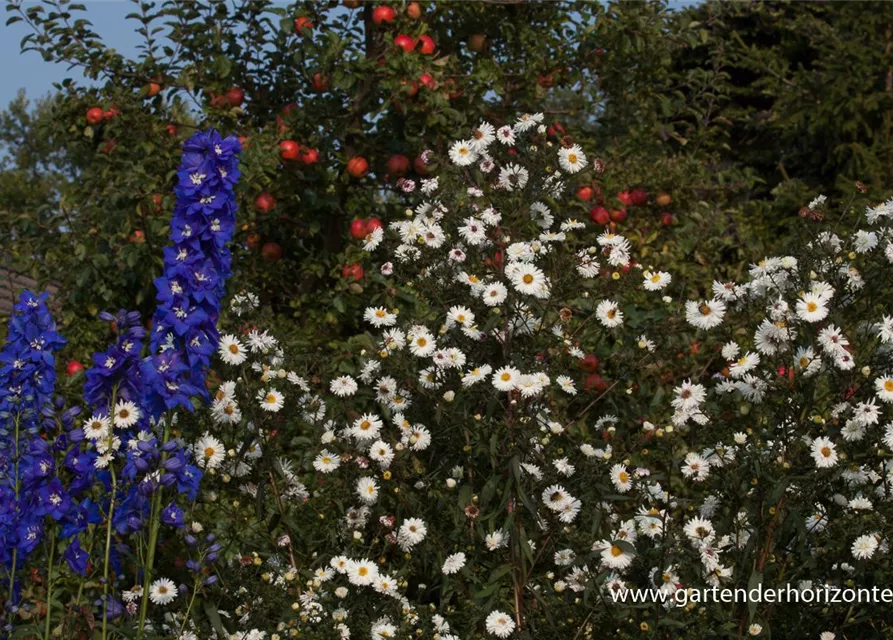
[
  {"xmin": 101, "ymin": 466, "xmax": 117, "ymax": 640},
  {"xmin": 6, "ymin": 415, "xmax": 21, "ymax": 609},
  {"xmin": 136, "ymin": 421, "xmax": 171, "ymax": 640},
  {"xmin": 43, "ymin": 526, "xmax": 55, "ymax": 640}
]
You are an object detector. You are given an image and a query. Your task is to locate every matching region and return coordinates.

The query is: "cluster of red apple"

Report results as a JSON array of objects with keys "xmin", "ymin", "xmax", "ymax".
[
  {"xmin": 278, "ymin": 139, "xmax": 321, "ymax": 166},
  {"xmin": 579, "ymin": 354, "xmax": 608, "ymax": 393},
  {"xmin": 84, "ymin": 105, "xmax": 121, "ymax": 126},
  {"xmin": 580, "ymin": 184, "xmax": 675, "ymax": 227}
]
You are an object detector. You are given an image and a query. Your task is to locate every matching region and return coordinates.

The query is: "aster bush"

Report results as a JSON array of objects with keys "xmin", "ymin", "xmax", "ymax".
[{"xmin": 187, "ymin": 119, "xmax": 893, "ymax": 640}]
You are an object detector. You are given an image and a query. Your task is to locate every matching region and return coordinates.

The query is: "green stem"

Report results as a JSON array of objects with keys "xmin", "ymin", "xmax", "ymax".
[
  {"xmin": 43, "ymin": 527, "xmax": 55, "ymax": 640},
  {"xmin": 176, "ymin": 578, "xmax": 200, "ymax": 639},
  {"xmin": 6, "ymin": 415, "xmax": 21, "ymax": 609},
  {"xmin": 101, "ymin": 466, "xmax": 117, "ymax": 640},
  {"xmin": 136, "ymin": 421, "xmax": 172, "ymax": 640}
]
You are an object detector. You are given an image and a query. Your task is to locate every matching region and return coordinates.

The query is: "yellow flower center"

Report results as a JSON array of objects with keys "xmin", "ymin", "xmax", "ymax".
[{"xmin": 228, "ymin": 344, "xmax": 239, "ymax": 353}]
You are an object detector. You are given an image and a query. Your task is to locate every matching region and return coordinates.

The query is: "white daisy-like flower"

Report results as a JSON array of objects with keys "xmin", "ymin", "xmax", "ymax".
[
  {"xmin": 397, "ymin": 518, "xmax": 427, "ymax": 550},
  {"xmin": 729, "ymin": 352, "xmax": 760, "ymax": 379},
  {"xmin": 514, "ymin": 112, "xmax": 543, "ymax": 131},
  {"xmin": 595, "ymin": 540, "xmax": 635, "ymax": 570},
  {"xmin": 485, "ymin": 610, "xmax": 516, "ymax": 638},
  {"xmin": 795, "ymin": 293, "xmax": 829, "ymax": 323},
  {"xmin": 496, "ymin": 126, "xmax": 516, "ymax": 146},
  {"xmin": 471, "ymin": 121, "xmax": 496, "ymax": 150},
  {"xmin": 329, "ymin": 376, "xmax": 358, "ymax": 397},
  {"xmin": 492, "ymin": 366, "xmax": 520, "ymax": 392},
  {"xmin": 408, "ymin": 326, "xmax": 437, "ymax": 357},
  {"xmin": 853, "ymin": 230, "xmax": 878, "ymax": 253},
  {"xmin": 683, "ymin": 517, "xmax": 715, "ymax": 545},
  {"xmin": 875, "ymin": 375, "xmax": 893, "ymax": 403},
  {"xmin": 485, "ymin": 529, "xmax": 508, "ymax": 551},
  {"xmin": 313, "ymin": 450, "xmax": 341, "ymax": 473},
  {"xmin": 218, "ymin": 334, "xmax": 248, "ymax": 365},
  {"xmin": 447, "ymin": 306, "xmax": 475, "ymax": 329},
  {"xmin": 498, "ymin": 163, "xmax": 529, "ymax": 191},
  {"xmin": 258, "ymin": 389, "xmax": 284, "ymax": 412},
  {"xmin": 596, "ymin": 300, "xmax": 623, "ymax": 328},
  {"xmin": 347, "ymin": 558, "xmax": 378, "ymax": 586},
  {"xmin": 363, "ymin": 307, "xmax": 397, "ymax": 327},
  {"xmin": 83, "ymin": 414, "xmax": 111, "ymax": 441},
  {"xmin": 442, "ymin": 552, "xmax": 466, "ymax": 575},
  {"xmin": 356, "ymin": 477, "xmax": 379, "ymax": 504},
  {"xmin": 685, "ymin": 299, "xmax": 727, "ymax": 330},
  {"xmin": 851, "ymin": 534, "xmax": 879, "ymax": 560},
  {"xmin": 113, "ymin": 400, "xmax": 140, "ymax": 429},
  {"xmin": 642, "ymin": 271, "xmax": 672, "ymax": 291},
  {"xmin": 556, "ymin": 375, "xmax": 577, "ymax": 395},
  {"xmin": 542, "ymin": 484, "xmax": 571, "ymax": 512},
  {"xmin": 369, "ymin": 440, "xmax": 395, "ymax": 468},
  {"xmin": 194, "ymin": 432, "xmax": 225, "ymax": 470},
  {"xmin": 351, "ymin": 413, "xmax": 383, "ymax": 441},
  {"xmin": 610, "ymin": 464, "xmax": 633, "ymax": 493},
  {"xmin": 149, "ymin": 578, "xmax": 178, "ymax": 605},
  {"xmin": 448, "ymin": 139, "xmax": 477, "ymax": 166},
  {"xmin": 811, "ymin": 437, "xmax": 838, "ymax": 468},
  {"xmin": 481, "ymin": 282, "xmax": 508, "ymax": 307},
  {"xmin": 510, "ymin": 264, "xmax": 547, "ymax": 297},
  {"xmin": 557, "ymin": 145, "xmax": 587, "ymax": 173}
]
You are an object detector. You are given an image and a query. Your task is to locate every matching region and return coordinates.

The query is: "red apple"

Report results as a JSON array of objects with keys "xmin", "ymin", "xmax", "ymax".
[
  {"xmin": 577, "ymin": 186, "xmax": 594, "ymax": 201},
  {"xmin": 630, "ymin": 188, "xmax": 648, "ymax": 206},
  {"xmin": 660, "ymin": 211, "xmax": 674, "ymax": 226},
  {"xmin": 66, "ymin": 360, "xmax": 85, "ymax": 377},
  {"xmin": 261, "ymin": 242, "xmax": 283, "ymax": 262},
  {"xmin": 584, "ymin": 373, "xmax": 608, "ymax": 393},
  {"xmin": 311, "ymin": 73, "xmax": 329, "ymax": 92},
  {"xmin": 366, "ymin": 217, "xmax": 383, "ymax": 233},
  {"xmin": 146, "ymin": 82, "xmax": 161, "ymax": 97},
  {"xmin": 350, "ymin": 219, "xmax": 368, "ymax": 240},
  {"xmin": 386, "ymin": 154, "xmax": 410, "ymax": 177},
  {"xmin": 617, "ymin": 190, "xmax": 633, "ymax": 206},
  {"xmin": 86, "ymin": 107, "xmax": 104, "ymax": 125},
  {"xmin": 346, "ymin": 156, "xmax": 369, "ymax": 178},
  {"xmin": 129, "ymin": 230, "xmax": 145, "ymax": 244},
  {"xmin": 279, "ymin": 140, "xmax": 301, "ymax": 162},
  {"xmin": 255, "ymin": 192, "xmax": 276, "ymax": 213},
  {"xmin": 413, "ymin": 156, "xmax": 429, "ymax": 175},
  {"xmin": 226, "ymin": 86, "xmax": 245, "ymax": 106},
  {"xmin": 418, "ymin": 73, "xmax": 435, "ymax": 90},
  {"xmin": 294, "ymin": 16, "xmax": 313, "ymax": 34},
  {"xmin": 342, "ymin": 263, "xmax": 364, "ymax": 282},
  {"xmin": 590, "ymin": 206, "xmax": 610, "ymax": 226},
  {"xmin": 609, "ymin": 208, "xmax": 627, "ymax": 223},
  {"xmin": 394, "ymin": 35, "xmax": 415, "ymax": 53},
  {"xmin": 372, "ymin": 5, "xmax": 397, "ymax": 25},
  {"xmin": 166, "ymin": 124, "xmax": 177, "ymax": 136},
  {"xmin": 417, "ymin": 35, "xmax": 435, "ymax": 55},
  {"xmin": 655, "ymin": 192, "xmax": 672, "ymax": 207},
  {"xmin": 579, "ymin": 354, "xmax": 599, "ymax": 373},
  {"xmin": 407, "ymin": 2, "xmax": 421, "ymax": 18},
  {"xmin": 400, "ymin": 79, "xmax": 419, "ymax": 97},
  {"xmin": 300, "ymin": 148, "xmax": 320, "ymax": 165},
  {"xmin": 246, "ymin": 233, "xmax": 261, "ymax": 250}
]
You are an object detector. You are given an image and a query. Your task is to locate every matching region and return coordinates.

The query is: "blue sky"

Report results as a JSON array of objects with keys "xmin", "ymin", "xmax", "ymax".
[{"xmin": 2, "ymin": 1, "xmax": 697, "ymax": 109}]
